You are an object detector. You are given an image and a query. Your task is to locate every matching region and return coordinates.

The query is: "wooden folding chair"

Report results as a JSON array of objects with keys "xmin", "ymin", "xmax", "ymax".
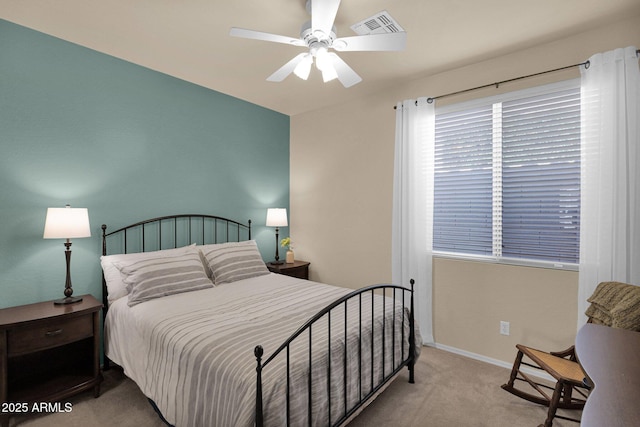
[{"xmin": 501, "ymin": 343, "xmax": 589, "ymax": 427}]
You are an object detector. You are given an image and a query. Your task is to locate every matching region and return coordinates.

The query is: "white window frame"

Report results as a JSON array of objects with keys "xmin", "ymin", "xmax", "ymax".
[{"xmin": 433, "ymin": 79, "xmax": 580, "ymax": 271}]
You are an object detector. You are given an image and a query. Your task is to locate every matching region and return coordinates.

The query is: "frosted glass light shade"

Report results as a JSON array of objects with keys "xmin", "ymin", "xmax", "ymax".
[
  {"xmin": 294, "ymin": 54, "xmax": 313, "ymax": 80},
  {"xmin": 266, "ymin": 208, "xmax": 288, "ymax": 227},
  {"xmin": 43, "ymin": 206, "xmax": 91, "ymax": 239}
]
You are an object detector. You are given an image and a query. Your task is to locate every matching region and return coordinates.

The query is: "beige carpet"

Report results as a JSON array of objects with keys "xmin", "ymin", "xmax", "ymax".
[{"xmin": 9, "ymin": 346, "xmax": 580, "ymax": 427}]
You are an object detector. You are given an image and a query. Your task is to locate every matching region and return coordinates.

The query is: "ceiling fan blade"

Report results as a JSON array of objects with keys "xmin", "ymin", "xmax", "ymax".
[
  {"xmin": 326, "ymin": 53, "xmax": 362, "ymax": 88},
  {"xmin": 333, "ymin": 32, "xmax": 407, "ymax": 52},
  {"xmin": 311, "ymin": 0, "xmax": 341, "ymax": 37},
  {"xmin": 230, "ymin": 27, "xmax": 305, "ymax": 47},
  {"xmin": 267, "ymin": 53, "xmax": 309, "ymax": 82}
]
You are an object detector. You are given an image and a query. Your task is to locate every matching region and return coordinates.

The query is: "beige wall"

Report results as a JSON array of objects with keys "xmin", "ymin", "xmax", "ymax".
[
  {"xmin": 290, "ymin": 13, "xmax": 640, "ymax": 365},
  {"xmin": 433, "ymin": 258, "xmax": 578, "ymax": 362}
]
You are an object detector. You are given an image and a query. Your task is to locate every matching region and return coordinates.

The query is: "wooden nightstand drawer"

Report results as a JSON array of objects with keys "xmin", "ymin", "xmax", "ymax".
[
  {"xmin": 280, "ymin": 264, "xmax": 308, "ymax": 279},
  {"xmin": 7, "ymin": 314, "xmax": 93, "ymax": 356}
]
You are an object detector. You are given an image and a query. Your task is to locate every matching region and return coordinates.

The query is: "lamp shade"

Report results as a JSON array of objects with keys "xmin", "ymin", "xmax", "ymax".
[
  {"xmin": 43, "ymin": 206, "xmax": 91, "ymax": 239},
  {"xmin": 266, "ymin": 208, "xmax": 288, "ymax": 227}
]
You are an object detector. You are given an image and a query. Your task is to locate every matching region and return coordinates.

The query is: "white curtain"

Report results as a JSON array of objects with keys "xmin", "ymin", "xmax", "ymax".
[
  {"xmin": 578, "ymin": 46, "xmax": 640, "ymax": 326},
  {"xmin": 392, "ymin": 97, "xmax": 435, "ymax": 345}
]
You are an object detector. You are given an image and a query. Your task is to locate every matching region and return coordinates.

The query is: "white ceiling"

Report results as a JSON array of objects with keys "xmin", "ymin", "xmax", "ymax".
[{"xmin": 2, "ymin": 0, "xmax": 639, "ymax": 116}]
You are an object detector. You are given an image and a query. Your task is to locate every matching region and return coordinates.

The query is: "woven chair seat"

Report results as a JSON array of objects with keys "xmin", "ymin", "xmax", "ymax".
[{"xmin": 518, "ymin": 345, "xmax": 585, "ymax": 384}]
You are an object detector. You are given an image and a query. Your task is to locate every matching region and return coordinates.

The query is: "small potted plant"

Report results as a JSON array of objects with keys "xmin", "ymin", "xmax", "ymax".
[{"xmin": 280, "ymin": 237, "xmax": 294, "ymax": 263}]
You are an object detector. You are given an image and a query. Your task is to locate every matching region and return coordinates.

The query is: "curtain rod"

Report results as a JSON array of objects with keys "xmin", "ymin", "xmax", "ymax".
[{"xmin": 394, "ymin": 49, "xmax": 640, "ymax": 109}]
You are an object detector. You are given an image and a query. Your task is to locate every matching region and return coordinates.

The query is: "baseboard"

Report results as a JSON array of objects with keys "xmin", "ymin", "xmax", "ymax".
[{"xmin": 431, "ymin": 343, "xmax": 555, "ymax": 383}]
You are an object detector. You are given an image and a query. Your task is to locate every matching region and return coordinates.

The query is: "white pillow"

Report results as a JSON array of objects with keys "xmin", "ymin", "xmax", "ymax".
[
  {"xmin": 199, "ymin": 240, "xmax": 269, "ymax": 285},
  {"xmin": 116, "ymin": 250, "xmax": 213, "ymax": 307},
  {"xmin": 101, "ymin": 244, "xmax": 195, "ymax": 303}
]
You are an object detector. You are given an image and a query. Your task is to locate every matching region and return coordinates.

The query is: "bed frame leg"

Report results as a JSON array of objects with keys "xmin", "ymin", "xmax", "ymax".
[
  {"xmin": 408, "ymin": 278, "xmax": 416, "ymax": 384},
  {"xmin": 255, "ymin": 345, "xmax": 264, "ymax": 427}
]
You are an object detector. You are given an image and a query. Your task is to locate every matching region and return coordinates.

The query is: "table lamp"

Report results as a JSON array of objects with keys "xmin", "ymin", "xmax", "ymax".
[
  {"xmin": 266, "ymin": 208, "xmax": 288, "ymax": 264},
  {"xmin": 43, "ymin": 205, "xmax": 91, "ymax": 304}
]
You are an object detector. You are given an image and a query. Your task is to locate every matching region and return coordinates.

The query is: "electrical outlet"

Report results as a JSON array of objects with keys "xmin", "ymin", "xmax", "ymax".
[{"xmin": 500, "ymin": 321, "xmax": 510, "ymax": 336}]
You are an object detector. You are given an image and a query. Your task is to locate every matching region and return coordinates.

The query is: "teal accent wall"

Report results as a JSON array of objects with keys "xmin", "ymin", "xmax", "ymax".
[{"xmin": 0, "ymin": 20, "xmax": 290, "ymax": 308}]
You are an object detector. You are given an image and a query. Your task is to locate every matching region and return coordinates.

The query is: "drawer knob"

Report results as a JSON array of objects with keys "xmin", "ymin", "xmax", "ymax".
[{"xmin": 45, "ymin": 329, "xmax": 63, "ymax": 337}]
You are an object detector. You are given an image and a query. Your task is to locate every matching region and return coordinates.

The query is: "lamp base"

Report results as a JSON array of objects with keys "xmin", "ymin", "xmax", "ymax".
[
  {"xmin": 270, "ymin": 260, "xmax": 284, "ymax": 265},
  {"xmin": 53, "ymin": 296, "xmax": 83, "ymax": 305}
]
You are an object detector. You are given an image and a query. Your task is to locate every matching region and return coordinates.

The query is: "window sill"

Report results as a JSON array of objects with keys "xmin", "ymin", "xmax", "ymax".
[{"xmin": 432, "ymin": 251, "xmax": 579, "ymax": 271}]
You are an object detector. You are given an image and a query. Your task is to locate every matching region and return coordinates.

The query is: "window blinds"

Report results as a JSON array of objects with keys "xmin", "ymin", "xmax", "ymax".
[
  {"xmin": 501, "ymin": 88, "xmax": 581, "ymax": 263},
  {"xmin": 433, "ymin": 85, "xmax": 581, "ymax": 264},
  {"xmin": 434, "ymin": 105, "xmax": 494, "ymax": 255}
]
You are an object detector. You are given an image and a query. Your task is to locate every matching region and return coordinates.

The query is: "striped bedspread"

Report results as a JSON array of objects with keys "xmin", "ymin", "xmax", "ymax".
[{"xmin": 105, "ymin": 273, "xmax": 420, "ymax": 427}]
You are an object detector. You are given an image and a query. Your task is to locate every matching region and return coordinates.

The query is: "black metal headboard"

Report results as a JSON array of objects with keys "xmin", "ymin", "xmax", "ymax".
[{"xmin": 101, "ymin": 214, "xmax": 252, "ymax": 311}]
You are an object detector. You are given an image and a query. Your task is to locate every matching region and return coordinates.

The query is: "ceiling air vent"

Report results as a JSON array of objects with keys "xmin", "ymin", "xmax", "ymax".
[{"xmin": 350, "ymin": 10, "xmax": 405, "ymax": 35}]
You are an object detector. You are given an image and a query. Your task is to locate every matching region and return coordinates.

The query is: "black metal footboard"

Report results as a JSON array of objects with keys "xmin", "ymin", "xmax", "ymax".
[{"xmin": 254, "ymin": 279, "xmax": 416, "ymax": 427}]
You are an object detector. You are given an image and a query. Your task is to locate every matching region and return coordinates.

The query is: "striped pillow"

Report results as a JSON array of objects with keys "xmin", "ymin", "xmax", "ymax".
[
  {"xmin": 116, "ymin": 249, "xmax": 213, "ymax": 307},
  {"xmin": 101, "ymin": 244, "xmax": 196, "ymax": 303},
  {"xmin": 200, "ymin": 240, "xmax": 269, "ymax": 285}
]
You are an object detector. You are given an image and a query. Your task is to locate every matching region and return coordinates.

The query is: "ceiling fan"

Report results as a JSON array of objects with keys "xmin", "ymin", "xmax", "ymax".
[{"xmin": 230, "ymin": 0, "xmax": 407, "ymax": 88}]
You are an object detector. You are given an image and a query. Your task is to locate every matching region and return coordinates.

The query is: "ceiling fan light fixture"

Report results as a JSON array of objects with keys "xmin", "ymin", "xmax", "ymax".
[
  {"xmin": 314, "ymin": 46, "xmax": 330, "ymax": 71},
  {"xmin": 293, "ymin": 54, "xmax": 313, "ymax": 80},
  {"xmin": 321, "ymin": 65, "xmax": 338, "ymax": 82}
]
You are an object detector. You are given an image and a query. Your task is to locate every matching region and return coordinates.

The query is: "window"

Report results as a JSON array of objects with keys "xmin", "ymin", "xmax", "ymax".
[{"xmin": 433, "ymin": 81, "xmax": 581, "ymax": 266}]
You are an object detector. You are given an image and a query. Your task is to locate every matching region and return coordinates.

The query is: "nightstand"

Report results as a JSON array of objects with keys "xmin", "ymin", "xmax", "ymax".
[
  {"xmin": 0, "ymin": 295, "xmax": 103, "ymax": 427},
  {"xmin": 267, "ymin": 260, "xmax": 310, "ymax": 280}
]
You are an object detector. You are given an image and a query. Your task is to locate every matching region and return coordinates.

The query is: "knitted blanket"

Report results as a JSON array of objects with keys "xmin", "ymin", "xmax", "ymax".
[{"xmin": 585, "ymin": 281, "xmax": 640, "ymax": 331}]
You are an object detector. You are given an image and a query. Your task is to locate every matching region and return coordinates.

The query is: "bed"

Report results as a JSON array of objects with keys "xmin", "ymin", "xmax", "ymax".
[{"xmin": 101, "ymin": 214, "xmax": 420, "ymax": 427}]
